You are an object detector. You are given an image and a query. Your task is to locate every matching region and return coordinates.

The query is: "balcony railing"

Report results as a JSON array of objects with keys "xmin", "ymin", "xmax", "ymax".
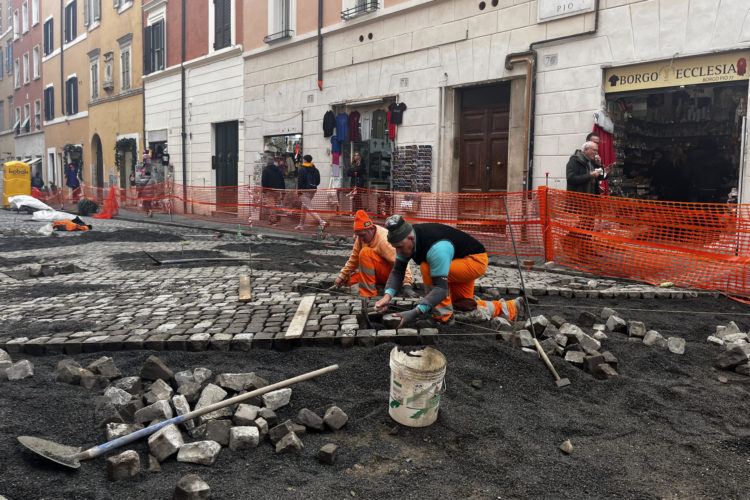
[
  {"xmin": 341, "ymin": 1, "xmax": 379, "ymax": 21},
  {"xmin": 264, "ymin": 28, "xmax": 294, "ymax": 44}
]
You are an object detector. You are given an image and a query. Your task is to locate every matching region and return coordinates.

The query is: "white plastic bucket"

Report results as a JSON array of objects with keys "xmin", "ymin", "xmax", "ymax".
[{"xmin": 388, "ymin": 346, "xmax": 447, "ymax": 427}]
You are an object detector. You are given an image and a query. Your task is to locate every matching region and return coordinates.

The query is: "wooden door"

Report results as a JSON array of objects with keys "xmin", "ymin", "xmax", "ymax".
[{"xmin": 215, "ymin": 121, "xmax": 238, "ymax": 213}]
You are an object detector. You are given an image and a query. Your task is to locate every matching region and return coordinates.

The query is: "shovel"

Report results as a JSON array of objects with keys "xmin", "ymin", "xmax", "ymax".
[{"xmin": 18, "ymin": 364, "xmax": 339, "ymax": 469}]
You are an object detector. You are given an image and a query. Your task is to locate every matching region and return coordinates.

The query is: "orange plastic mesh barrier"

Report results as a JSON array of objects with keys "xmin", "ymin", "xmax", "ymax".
[
  {"xmin": 93, "ymin": 186, "xmax": 120, "ymax": 219},
  {"xmin": 543, "ymin": 187, "xmax": 750, "ymax": 299}
]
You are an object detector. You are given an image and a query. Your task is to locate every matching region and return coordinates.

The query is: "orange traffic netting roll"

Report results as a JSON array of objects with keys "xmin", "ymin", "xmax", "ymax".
[{"xmin": 543, "ymin": 187, "xmax": 750, "ymax": 300}]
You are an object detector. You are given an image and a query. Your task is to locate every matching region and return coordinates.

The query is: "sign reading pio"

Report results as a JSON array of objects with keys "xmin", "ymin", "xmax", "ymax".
[
  {"xmin": 538, "ymin": 0, "xmax": 595, "ymax": 23},
  {"xmin": 605, "ymin": 52, "xmax": 750, "ymax": 93}
]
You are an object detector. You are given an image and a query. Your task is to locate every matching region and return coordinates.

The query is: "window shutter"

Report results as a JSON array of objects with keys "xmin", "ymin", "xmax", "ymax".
[
  {"xmin": 83, "ymin": 0, "xmax": 89, "ymax": 26},
  {"xmin": 73, "ymin": 78, "xmax": 78, "ymax": 114},
  {"xmin": 222, "ymin": 0, "xmax": 231, "ymax": 48},
  {"xmin": 72, "ymin": 3, "xmax": 77, "ymax": 38},
  {"xmin": 94, "ymin": 0, "xmax": 100, "ymax": 22},
  {"xmin": 144, "ymin": 24, "xmax": 152, "ymax": 74},
  {"xmin": 213, "ymin": 0, "xmax": 221, "ymax": 50},
  {"xmin": 51, "ymin": 88, "xmax": 54, "ymax": 120}
]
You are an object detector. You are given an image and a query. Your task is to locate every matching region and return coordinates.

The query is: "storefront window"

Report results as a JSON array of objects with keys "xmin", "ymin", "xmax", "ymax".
[{"xmin": 263, "ymin": 133, "xmax": 301, "ymax": 189}]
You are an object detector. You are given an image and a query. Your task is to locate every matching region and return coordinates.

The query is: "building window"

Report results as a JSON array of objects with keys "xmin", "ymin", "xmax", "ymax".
[
  {"xmin": 84, "ymin": 0, "xmax": 100, "ymax": 27},
  {"xmin": 22, "ymin": 52, "xmax": 29, "ymax": 84},
  {"xmin": 144, "ymin": 19, "xmax": 164, "ymax": 74},
  {"xmin": 44, "ymin": 86, "xmax": 54, "ymax": 120},
  {"xmin": 0, "ymin": 101, "xmax": 5, "ymax": 130},
  {"xmin": 32, "ymin": 45, "xmax": 39, "ymax": 79},
  {"xmin": 265, "ymin": 0, "xmax": 294, "ymax": 43},
  {"xmin": 31, "ymin": 0, "xmax": 38, "ymax": 25},
  {"xmin": 13, "ymin": 106, "xmax": 19, "ymax": 133},
  {"xmin": 114, "ymin": 0, "xmax": 132, "ymax": 11},
  {"xmin": 13, "ymin": 57, "xmax": 18, "ymax": 88},
  {"xmin": 5, "ymin": 43, "xmax": 10, "ymax": 74},
  {"xmin": 21, "ymin": 2, "xmax": 27, "ymax": 33},
  {"xmin": 34, "ymin": 99, "xmax": 40, "ymax": 129},
  {"xmin": 65, "ymin": 76, "xmax": 78, "ymax": 115},
  {"xmin": 0, "ymin": 1, "xmax": 3, "ymax": 32},
  {"xmin": 12, "ymin": 9, "xmax": 17, "ymax": 39},
  {"xmin": 213, "ymin": 0, "xmax": 231, "ymax": 50},
  {"xmin": 90, "ymin": 59, "xmax": 98, "ymax": 99},
  {"xmin": 43, "ymin": 18, "xmax": 53, "ymax": 55},
  {"xmin": 341, "ymin": 0, "xmax": 378, "ymax": 20},
  {"xmin": 65, "ymin": 1, "xmax": 76, "ymax": 43},
  {"xmin": 23, "ymin": 103, "xmax": 30, "ymax": 132},
  {"xmin": 120, "ymin": 45, "xmax": 130, "ymax": 90}
]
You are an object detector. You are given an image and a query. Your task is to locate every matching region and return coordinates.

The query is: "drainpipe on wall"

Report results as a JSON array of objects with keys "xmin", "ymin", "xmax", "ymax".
[
  {"xmin": 504, "ymin": 0, "xmax": 601, "ymax": 192},
  {"xmin": 317, "ymin": 0, "xmax": 323, "ymax": 90},
  {"xmin": 59, "ymin": 0, "xmax": 64, "ymax": 162},
  {"xmin": 181, "ymin": 0, "xmax": 187, "ymax": 212}
]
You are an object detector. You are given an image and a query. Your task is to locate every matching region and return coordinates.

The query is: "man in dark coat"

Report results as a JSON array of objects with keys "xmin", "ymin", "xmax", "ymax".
[
  {"xmin": 564, "ymin": 141, "xmax": 605, "ymax": 259},
  {"xmin": 347, "ymin": 151, "xmax": 366, "ymax": 213},
  {"xmin": 261, "ymin": 162, "xmax": 285, "ymax": 225}
]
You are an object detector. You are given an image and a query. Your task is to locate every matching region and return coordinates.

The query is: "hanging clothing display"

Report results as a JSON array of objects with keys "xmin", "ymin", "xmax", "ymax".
[
  {"xmin": 372, "ymin": 109, "xmax": 387, "ymax": 139},
  {"xmin": 331, "ymin": 135, "xmax": 341, "ymax": 153},
  {"xmin": 348, "ymin": 111, "xmax": 361, "ymax": 142},
  {"xmin": 388, "ymin": 102, "xmax": 407, "ymax": 124},
  {"xmin": 332, "ymin": 151, "xmax": 341, "ymax": 169},
  {"xmin": 387, "ymin": 109, "xmax": 396, "ymax": 140},
  {"xmin": 335, "ymin": 112, "xmax": 349, "ymax": 142},
  {"xmin": 323, "ymin": 110, "xmax": 336, "ymax": 137},
  {"xmin": 360, "ymin": 111, "xmax": 372, "ymax": 141}
]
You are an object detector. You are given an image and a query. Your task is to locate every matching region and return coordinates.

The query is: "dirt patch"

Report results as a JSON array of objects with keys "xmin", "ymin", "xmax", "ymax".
[
  {"xmin": 0, "ymin": 319, "xmax": 98, "ymax": 339},
  {"xmin": 0, "ymin": 230, "xmax": 183, "ymax": 252}
]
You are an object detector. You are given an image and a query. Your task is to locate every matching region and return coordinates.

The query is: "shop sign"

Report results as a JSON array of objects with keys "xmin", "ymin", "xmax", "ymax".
[
  {"xmin": 605, "ymin": 52, "xmax": 750, "ymax": 93},
  {"xmin": 538, "ymin": 0, "xmax": 595, "ymax": 23}
]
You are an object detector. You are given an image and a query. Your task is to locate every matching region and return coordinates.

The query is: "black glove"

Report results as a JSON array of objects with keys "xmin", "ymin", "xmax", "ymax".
[
  {"xmin": 398, "ymin": 308, "xmax": 420, "ymax": 326},
  {"xmin": 402, "ymin": 285, "xmax": 419, "ymax": 298}
]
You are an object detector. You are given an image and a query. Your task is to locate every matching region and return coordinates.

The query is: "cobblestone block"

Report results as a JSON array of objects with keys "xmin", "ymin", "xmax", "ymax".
[
  {"xmin": 62, "ymin": 338, "xmax": 84, "ymax": 355},
  {"xmin": 376, "ymin": 329, "xmax": 397, "ymax": 345},
  {"xmin": 397, "ymin": 328, "xmax": 420, "ymax": 345},
  {"xmin": 714, "ymin": 345, "xmax": 750, "ymax": 370},
  {"xmin": 103, "ymin": 386, "xmax": 132, "ymax": 407},
  {"xmin": 195, "ymin": 384, "xmax": 229, "ymax": 422},
  {"xmin": 209, "ymin": 333, "xmax": 233, "ymax": 351},
  {"xmin": 203, "ymin": 420, "xmax": 232, "ymax": 446},
  {"xmin": 22, "ymin": 337, "xmax": 50, "ymax": 355},
  {"xmin": 140, "ymin": 355, "xmax": 174, "ymax": 382},
  {"xmin": 80, "ymin": 370, "xmax": 109, "ymax": 391},
  {"xmin": 43, "ymin": 337, "xmax": 67, "ymax": 354},
  {"xmin": 145, "ymin": 379, "xmax": 174, "ymax": 405},
  {"xmin": 296, "ymin": 408, "xmax": 324, "ymax": 431},
  {"xmin": 601, "ymin": 351, "xmax": 618, "ymax": 370},
  {"xmin": 594, "ymin": 363, "xmax": 618, "ymax": 379},
  {"xmin": 323, "ymin": 406, "xmax": 348, "ymax": 430},
  {"xmin": 148, "ymin": 423, "xmax": 184, "ymax": 462},
  {"xmin": 177, "ymin": 382, "xmax": 202, "ymax": 403},
  {"xmin": 231, "ymin": 333, "xmax": 254, "ymax": 351},
  {"xmin": 135, "ymin": 400, "xmax": 173, "ymax": 424},
  {"xmin": 318, "ymin": 443, "xmax": 338, "ymax": 465},
  {"xmin": 165, "ymin": 335, "xmax": 189, "ymax": 351},
  {"xmin": 173, "ymin": 474, "xmax": 210, "ymax": 500},
  {"xmin": 143, "ymin": 334, "xmax": 168, "ymax": 351},
  {"xmin": 122, "ymin": 335, "xmax": 145, "ymax": 350},
  {"xmin": 119, "ymin": 399, "xmax": 145, "ymax": 424},
  {"xmin": 113, "ymin": 376, "xmax": 142, "ymax": 395},
  {"xmin": 357, "ymin": 329, "xmax": 376, "ymax": 347},
  {"xmin": 627, "ymin": 321, "xmax": 646, "ymax": 338},
  {"xmin": 101, "ymin": 335, "xmax": 127, "ymax": 351},
  {"xmin": 564, "ymin": 351, "xmax": 585, "ymax": 366},
  {"xmin": 106, "ymin": 423, "xmax": 144, "ymax": 441},
  {"xmin": 88, "ymin": 357, "xmax": 121, "ymax": 379},
  {"xmin": 605, "ymin": 316, "xmax": 627, "ymax": 333},
  {"xmin": 229, "ymin": 426, "xmax": 260, "ymax": 451},
  {"xmin": 7, "ymin": 359, "xmax": 34, "ymax": 381},
  {"xmin": 233, "ymin": 404, "xmax": 260, "ymax": 426},
  {"xmin": 177, "ymin": 440, "xmax": 222, "ymax": 466},
  {"xmin": 258, "ymin": 408, "xmax": 278, "ymax": 427},
  {"xmin": 667, "ymin": 337, "xmax": 686, "ymax": 354},
  {"xmin": 263, "ymin": 388, "xmax": 292, "ymax": 411},
  {"xmin": 643, "ymin": 330, "xmax": 667, "ymax": 348},
  {"xmin": 419, "ymin": 328, "xmax": 438, "ymax": 345},
  {"xmin": 106, "ymin": 450, "xmax": 140, "ymax": 481},
  {"xmin": 252, "ymin": 331, "xmax": 274, "ymax": 349},
  {"xmin": 172, "ymin": 394, "xmax": 196, "ymax": 431},
  {"xmin": 187, "ymin": 333, "xmax": 211, "ymax": 351},
  {"xmin": 5, "ymin": 337, "xmax": 27, "ymax": 354}
]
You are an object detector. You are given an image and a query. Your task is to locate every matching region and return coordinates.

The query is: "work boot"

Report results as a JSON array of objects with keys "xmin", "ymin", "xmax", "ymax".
[
  {"xmin": 513, "ymin": 297, "xmax": 529, "ymax": 321},
  {"xmin": 453, "ymin": 306, "xmax": 491, "ymax": 324}
]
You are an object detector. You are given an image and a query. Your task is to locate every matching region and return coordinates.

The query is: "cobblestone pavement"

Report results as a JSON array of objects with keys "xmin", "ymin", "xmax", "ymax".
[{"xmin": 0, "ymin": 209, "xmax": 703, "ymax": 355}]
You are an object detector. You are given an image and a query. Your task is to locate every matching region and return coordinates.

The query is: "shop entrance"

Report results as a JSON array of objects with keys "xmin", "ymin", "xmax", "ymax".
[
  {"xmin": 607, "ymin": 83, "xmax": 747, "ymax": 203},
  {"xmin": 214, "ymin": 121, "xmax": 238, "ymax": 213},
  {"xmin": 458, "ymin": 82, "xmax": 510, "ymax": 229}
]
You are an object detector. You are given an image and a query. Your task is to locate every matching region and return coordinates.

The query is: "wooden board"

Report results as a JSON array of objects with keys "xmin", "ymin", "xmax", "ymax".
[
  {"xmin": 285, "ymin": 295, "xmax": 316, "ymax": 339},
  {"xmin": 238, "ymin": 275, "xmax": 251, "ymax": 302}
]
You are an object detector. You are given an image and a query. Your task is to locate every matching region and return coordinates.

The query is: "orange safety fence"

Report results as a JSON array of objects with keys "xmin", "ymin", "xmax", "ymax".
[
  {"xmin": 544, "ymin": 187, "xmax": 750, "ymax": 300},
  {"xmin": 30, "ymin": 181, "xmax": 750, "ymax": 299}
]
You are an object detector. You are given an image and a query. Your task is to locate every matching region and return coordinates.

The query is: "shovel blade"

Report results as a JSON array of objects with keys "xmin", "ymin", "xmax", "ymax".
[
  {"xmin": 18, "ymin": 436, "xmax": 83, "ymax": 469},
  {"xmin": 555, "ymin": 378, "xmax": 571, "ymax": 388}
]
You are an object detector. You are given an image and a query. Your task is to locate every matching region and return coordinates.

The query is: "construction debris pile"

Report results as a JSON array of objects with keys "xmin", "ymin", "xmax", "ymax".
[
  {"xmin": 55, "ymin": 355, "xmax": 348, "ymax": 481},
  {"xmin": 489, "ymin": 307, "xmax": 689, "ymax": 379},
  {"xmin": 710, "ymin": 321, "xmax": 750, "ymax": 377}
]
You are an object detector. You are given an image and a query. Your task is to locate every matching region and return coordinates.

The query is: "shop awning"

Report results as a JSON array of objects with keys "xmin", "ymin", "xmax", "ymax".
[{"xmin": 21, "ymin": 157, "xmax": 32, "ymax": 163}]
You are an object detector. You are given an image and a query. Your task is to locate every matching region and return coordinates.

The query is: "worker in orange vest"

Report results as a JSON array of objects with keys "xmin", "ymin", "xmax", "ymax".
[{"xmin": 334, "ymin": 210, "xmax": 417, "ymax": 298}]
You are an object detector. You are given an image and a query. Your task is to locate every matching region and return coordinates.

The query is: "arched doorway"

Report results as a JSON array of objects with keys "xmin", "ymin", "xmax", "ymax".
[{"xmin": 92, "ymin": 134, "xmax": 104, "ymax": 187}]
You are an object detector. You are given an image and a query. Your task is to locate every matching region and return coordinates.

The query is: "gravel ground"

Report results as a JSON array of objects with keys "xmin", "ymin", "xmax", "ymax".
[{"xmin": 0, "ymin": 213, "xmax": 749, "ymax": 499}]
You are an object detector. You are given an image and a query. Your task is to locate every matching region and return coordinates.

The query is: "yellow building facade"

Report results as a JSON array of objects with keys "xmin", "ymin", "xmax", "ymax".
[{"xmin": 86, "ymin": 0, "xmax": 143, "ymax": 189}]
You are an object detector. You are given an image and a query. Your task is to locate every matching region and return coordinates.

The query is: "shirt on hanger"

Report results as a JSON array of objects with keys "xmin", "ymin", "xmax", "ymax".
[
  {"xmin": 388, "ymin": 102, "xmax": 407, "ymax": 125},
  {"xmin": 372, "ymin": 109, "xmax": 387, "ymax": 140},
  {"xmin": 331, "ymin": 135, "xmax": 341, "ymax": 153},
  {"xmin": 360, "ymin": 111, "xmax": 372, "ymax": 141},
  {"xmin": 348, "ymin": 111, "xmax": 361, "ymax": 142},
  {"xmin": 323, "ymin": 110, "xmax": 336, "ymax": 137},
  {"xmin": 335, "ymin": 113, "xmax": 349, "ymax": 142}
]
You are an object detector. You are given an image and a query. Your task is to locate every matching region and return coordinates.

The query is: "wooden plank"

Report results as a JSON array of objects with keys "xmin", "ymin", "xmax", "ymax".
[
  {"xmin": 238, "ymin": 275, "xmax": 251, "ymax": 302},
  {"xmin": 285, "ymin": 295, "xmax": 316, "ymax": 339}
]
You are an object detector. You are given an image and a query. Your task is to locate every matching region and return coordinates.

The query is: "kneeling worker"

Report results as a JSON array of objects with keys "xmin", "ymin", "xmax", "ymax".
[
  {"xmin": 334, "ymin": 210, "xmax": 418, "ymax": 298},
  {"xmin": 375, "ymin": 215, "xmax": 525, "ymax": 327}
]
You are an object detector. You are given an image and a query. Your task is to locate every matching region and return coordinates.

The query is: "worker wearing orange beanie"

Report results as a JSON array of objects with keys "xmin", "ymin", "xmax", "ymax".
[{"xmin": 334, "ymin": 210, "xmax": 417, "ymax": 298}]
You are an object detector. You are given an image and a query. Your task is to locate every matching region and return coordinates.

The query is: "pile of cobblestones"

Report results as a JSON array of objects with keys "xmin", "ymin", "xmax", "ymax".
[
  {"xmin": 709, "ymin": 321, "xmax": 750, "ymax": 377},
  {"xmin": 55, "ymin": 355, "xmax": 348, "ymax": 482}
]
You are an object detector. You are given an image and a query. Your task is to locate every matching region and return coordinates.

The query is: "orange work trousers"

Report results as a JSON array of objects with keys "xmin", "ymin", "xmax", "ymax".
[
  {"xmin": 348, "ymin": 247, "xmax": 394, "ymax": 298},
  {"xmin": 421, "ymin": 252, "xmax": 490, "ymax": 322}
]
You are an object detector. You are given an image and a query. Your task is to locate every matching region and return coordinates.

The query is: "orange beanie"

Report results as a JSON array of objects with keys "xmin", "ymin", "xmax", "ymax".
[{"xmin": 353, "ymin": 210, "xmax": 373, "ymax": 231}]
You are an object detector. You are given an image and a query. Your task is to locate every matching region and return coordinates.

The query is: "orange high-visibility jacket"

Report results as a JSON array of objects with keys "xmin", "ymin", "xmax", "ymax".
[{"xmin": 339, "ymin": 225, "xmax": 412, "ymax": 286}]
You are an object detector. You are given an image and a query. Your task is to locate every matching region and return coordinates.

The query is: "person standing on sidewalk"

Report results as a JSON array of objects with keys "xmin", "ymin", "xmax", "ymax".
[
  {"xmin": 261, "ymin": 161, "xmax": 286, "ymax": 225},
  {"xmin": 334, "ymin": 210, "xmax": 417, "ymax": 299},
  {"xmin": 295, "ymin": 155, "xmax": 327, "ymax": 231},
  {"xmin": 375, "ymin": 215, "xmax": 525, "ymax": 327}
]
